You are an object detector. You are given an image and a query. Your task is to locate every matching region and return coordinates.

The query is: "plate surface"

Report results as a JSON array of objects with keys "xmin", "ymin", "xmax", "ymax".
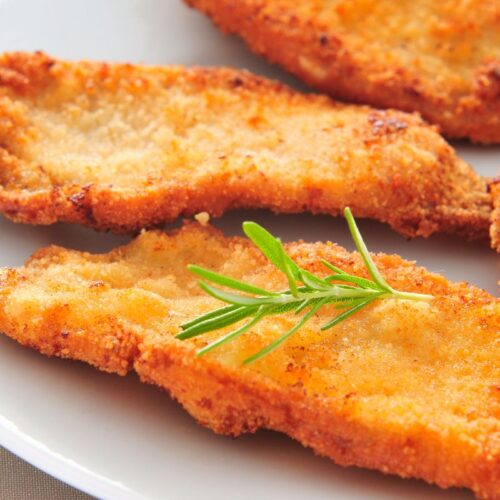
[{"xmin": 0, "ymin": 1, "xmax": 498, "ymax": 498}]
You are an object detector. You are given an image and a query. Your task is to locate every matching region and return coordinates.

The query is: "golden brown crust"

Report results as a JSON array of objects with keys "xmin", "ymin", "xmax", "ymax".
[
  {"xmin": 186, "ymin": 0, "xmax": 500, "ymax": 143},
  {"xmin": 490, "ymin": 180, "xmax": 500, "ymax": 252},
  {"xmin": 0, "ymin": 52, "xmax": 491, "ymax": 239},
  {"xmin": 0, "ymin": 223, "xmax": 498, "ymax": 497}
]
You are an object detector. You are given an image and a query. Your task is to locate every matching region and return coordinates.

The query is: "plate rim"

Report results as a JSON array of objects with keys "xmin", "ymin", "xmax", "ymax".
[{"xmin": 0, "ymin": 415, "xmax": 146, "ymax": 500}]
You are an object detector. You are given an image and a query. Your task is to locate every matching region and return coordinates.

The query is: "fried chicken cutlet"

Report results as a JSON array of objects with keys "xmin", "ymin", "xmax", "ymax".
[
  {"xmin": 0, "ymin": 223, "xmax": 498, "ymax": 497},
  {"xmin": 0, "ymin": 52, "xmax": 491, "ymax": 239},
  {"xmin": 186, "ymin": 0, "xmax": 500, "ymax": 143},
  {"xmin": 491, "ymin": 180, "xmax": 500, "ymax": 252}
]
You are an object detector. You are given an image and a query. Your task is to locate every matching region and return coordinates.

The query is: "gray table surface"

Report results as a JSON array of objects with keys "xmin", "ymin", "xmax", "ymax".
[{"xmin": 0, "ymin": 447, "xmax": 94, "ymax": 500}]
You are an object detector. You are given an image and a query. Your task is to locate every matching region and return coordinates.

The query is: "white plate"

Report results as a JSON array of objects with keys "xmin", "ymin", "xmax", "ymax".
[{"xmin": 0, "ymin": 1, "xmax": 498, "ymax": 498}]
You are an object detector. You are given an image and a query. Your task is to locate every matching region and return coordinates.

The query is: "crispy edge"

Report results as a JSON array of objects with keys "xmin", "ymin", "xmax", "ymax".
[
  {"xmin": 186, "ymin": 0, "xmax": 500, "ymax": 143},
  {"xmin": 0, "ymin": 224, "xmax": 497, "ymax": 498},
  {"xmin": 0, "ymin": 53, "xmax": 492, "ymax": 240},
  {"xmin": 0, "ymin": 164, "xmax": 491, "ymax": 240},
  {"xmin": 490, "ymin": 179, "xmax": 500, "ymax": 253}
]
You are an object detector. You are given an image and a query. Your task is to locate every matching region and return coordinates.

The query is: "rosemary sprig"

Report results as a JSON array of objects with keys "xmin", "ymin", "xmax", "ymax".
[{"xmin": 177, "ymin": 208, "xmax": 433, "ymax": 364}]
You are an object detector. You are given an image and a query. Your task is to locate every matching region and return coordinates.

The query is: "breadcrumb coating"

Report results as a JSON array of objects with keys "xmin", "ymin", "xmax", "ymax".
[
  {"xmin": 0, "ymin": 52, "xmax": 490, "ymax": 238},
  {"xmin": 490, "ymin": 180, "xmax": 500, "ymax": 252},
  {"xmin": 0, "ymin": 223, "xmax": 498, "ymax": 497},
  {"xmin": 186, "ymin": 0, "xmax": 500, "ymax": 143}
]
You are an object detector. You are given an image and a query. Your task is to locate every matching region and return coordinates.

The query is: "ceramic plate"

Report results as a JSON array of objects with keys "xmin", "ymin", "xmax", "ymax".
[{"xmin": 0, "ymin": 1, "xmax": 498, "ymax": 498}]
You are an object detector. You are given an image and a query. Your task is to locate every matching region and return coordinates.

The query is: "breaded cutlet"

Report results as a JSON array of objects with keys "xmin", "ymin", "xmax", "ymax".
[
  {"xmin": 0, "ymin": 223, "xmax": 498, "ymax": 497},
  {"xmin": 186, "ymin": 0, "xmax": 500, "ymax": 143},
  {"xmin": 0, "ymin": 52, "xmax": 491, "ymax": 238},
  {"xmin": 490, "ymin": 180, "xmax": 500, "ymax": 252}
]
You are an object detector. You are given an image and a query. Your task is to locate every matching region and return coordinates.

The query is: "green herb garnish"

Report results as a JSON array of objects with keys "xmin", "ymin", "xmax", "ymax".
[{"xmin": 177, "ymin": 208, "xmax": 433, "ymax": 364}]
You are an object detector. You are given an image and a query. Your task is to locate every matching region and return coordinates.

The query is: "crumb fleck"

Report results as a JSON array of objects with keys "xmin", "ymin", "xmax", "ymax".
[{"xmin": 195, "ymin": 212, "xmax": 210, "ymax": 226}]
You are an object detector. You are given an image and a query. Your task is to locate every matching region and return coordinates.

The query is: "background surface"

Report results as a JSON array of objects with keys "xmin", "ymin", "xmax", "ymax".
[
  {"xmin": 0, "ymin": 0, "xmax": 498, "ymax": 498},
  {"xmin": 0, "ymin": 448, "xmax": 92, "ymax": 499}
]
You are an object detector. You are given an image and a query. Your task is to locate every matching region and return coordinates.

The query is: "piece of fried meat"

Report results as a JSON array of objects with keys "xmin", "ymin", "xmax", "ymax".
[
  {"xmin": 186, "ymin": 0, "xmax": 500, "ymax": 143},
  {"xmin": 0, "ymin": 52, "xmax": 490, "ymax": 239},
  {"xmin": 0, "ymin": 223, "xmax": 498, "ymax": 497},
  {"xmin": 490, "ymin": 180, "xmax": 500, "ymax": 252}
]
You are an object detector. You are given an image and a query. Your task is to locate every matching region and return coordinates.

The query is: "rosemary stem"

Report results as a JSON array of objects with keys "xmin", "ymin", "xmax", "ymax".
[
  {"xmin": 391, "ymin": 290, "xmax": 434, "ymax": 302},
  {"xmin": 274, "ymin": 287, "xmax": 377, "ymax": 304}
]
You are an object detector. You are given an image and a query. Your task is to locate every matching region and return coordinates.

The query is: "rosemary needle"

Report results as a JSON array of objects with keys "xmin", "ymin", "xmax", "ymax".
[{"xmin": 177, "ymin": 207, "xmax": 433, "ymax": 364}]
